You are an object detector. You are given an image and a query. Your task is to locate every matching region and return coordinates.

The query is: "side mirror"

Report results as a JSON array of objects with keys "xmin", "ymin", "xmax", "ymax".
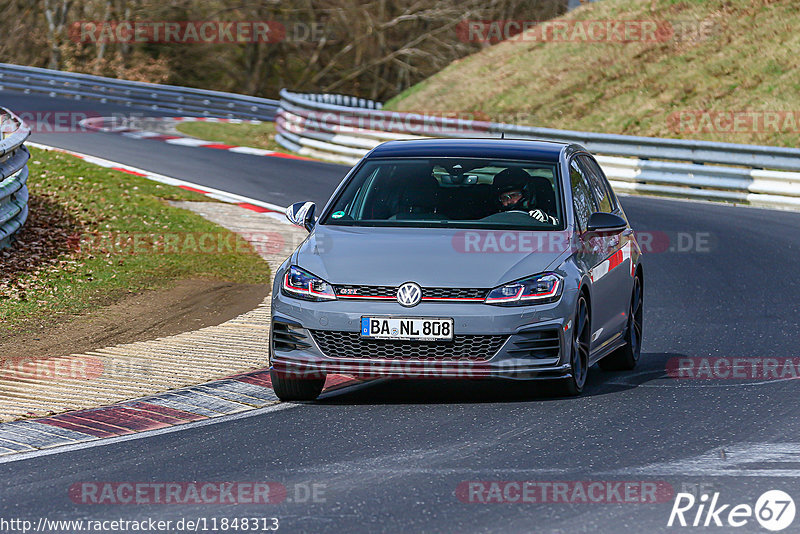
[
  {"xmin": 585, "ymin": 212, "xmax": 627, "ymax": 235},
  {"xmin": 286, "ymin": 201, "xmax": 316, "ymax": 232}
]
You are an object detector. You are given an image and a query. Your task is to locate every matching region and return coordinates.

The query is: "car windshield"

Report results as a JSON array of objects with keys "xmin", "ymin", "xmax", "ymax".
[{"xmin": 323, "ymin": 157, "xmax": 563, "ymax": 229}]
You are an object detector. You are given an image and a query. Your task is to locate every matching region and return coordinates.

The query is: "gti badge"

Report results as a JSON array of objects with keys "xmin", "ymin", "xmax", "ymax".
[{"xmin": 396, "ymin": 282, "xmax": 422, "ymax": 307}]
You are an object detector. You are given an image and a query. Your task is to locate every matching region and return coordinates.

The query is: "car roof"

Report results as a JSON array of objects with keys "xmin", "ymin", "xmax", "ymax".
[{"xmin": 366, "ymin": 138, "xmax": 572, "ymax": 161}]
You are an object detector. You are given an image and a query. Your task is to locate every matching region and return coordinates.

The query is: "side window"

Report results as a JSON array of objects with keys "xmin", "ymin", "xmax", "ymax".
[
  {"xmin": 579, "ymin": 155, "xmax": 616, "ymax": 213},
  {"xmin": 570, "ymin": 159, "xmax": 597, "ymax": 231}
]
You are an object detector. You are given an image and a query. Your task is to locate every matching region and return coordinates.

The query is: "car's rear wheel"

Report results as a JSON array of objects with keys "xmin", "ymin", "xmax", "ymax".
[
  {"xmin": 556, "ymin": 294, "xmax": 590, "ymax": 396},
  {"xmin": 599, "ymin": 275, "xmax": 643, "ymax": 371},
  {"xmin": 270, "ymin": 369, "xmax": 325, "ymax": 401}
]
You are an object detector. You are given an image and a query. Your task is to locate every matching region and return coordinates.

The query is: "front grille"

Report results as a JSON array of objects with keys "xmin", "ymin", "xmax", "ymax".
[
  {"xmin": 422, "ymin": 288, "xmax": 487, "ymax": 299},
  {"xmin": 334, "ymin": 285, "xmax": 488, "ymax": 301},
  {"xmin": 505, "ymin": 329, "xmax": 561, "ymax": 359},
  {"xmin": 310, "ymin": 330, "xmax": 507, "ymax": 361},
  {"xmin": 335, "ymin": 285, "xmax": 395, "ymax": 298}
]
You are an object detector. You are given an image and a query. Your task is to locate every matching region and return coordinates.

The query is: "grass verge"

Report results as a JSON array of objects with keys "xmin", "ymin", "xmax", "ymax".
[
  {"xmin": 0, "ymin": 147, "xmax": 270, "ymax": 336},
  {"xmin": 175, "ymin": 121, "xmax": 301, "ymax": 155}
]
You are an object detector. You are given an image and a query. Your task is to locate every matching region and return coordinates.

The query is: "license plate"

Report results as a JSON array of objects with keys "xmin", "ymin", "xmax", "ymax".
[{"xmin": 360, "ymin": 317, "xmax": 453, "ymax": 341}]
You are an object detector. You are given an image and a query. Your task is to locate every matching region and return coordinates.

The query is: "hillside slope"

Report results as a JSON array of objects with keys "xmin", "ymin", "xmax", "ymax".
[{"xmin": 386, "ymin": 0, "xmax": 800, "ymax": 147}]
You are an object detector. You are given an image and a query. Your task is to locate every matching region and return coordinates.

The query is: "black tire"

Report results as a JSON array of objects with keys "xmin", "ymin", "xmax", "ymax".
[
  {"xmin": 556, "ymin": 294, "xmax": 590, "ymax": 396},
  {"xmin": 270, "ymin": 369, "xmax": 325, "ymax": 401},
  {"xmin": 599, "ymin": 275, "xmax": 643, "ymax": 371}
]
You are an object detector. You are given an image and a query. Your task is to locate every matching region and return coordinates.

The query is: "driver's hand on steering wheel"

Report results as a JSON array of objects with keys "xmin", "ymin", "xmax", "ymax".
[{"xmin": 529, "ymin": 208, "xmax": 558, "ymax": 225}]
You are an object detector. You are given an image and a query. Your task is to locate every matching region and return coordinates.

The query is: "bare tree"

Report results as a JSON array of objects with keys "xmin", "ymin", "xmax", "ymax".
[
  {"xmin": 43, "ymin": 0, "xmax": 73, "ymax": 69},
  {"xmin": 4, "ymin": 0, "xmax": 569, "ymax": 100}
]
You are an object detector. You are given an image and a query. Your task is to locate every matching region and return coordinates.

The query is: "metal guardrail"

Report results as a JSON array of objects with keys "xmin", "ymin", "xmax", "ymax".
[
  {"xmin": 275, "ymin": 90, "xmax": 800, "ymax": 210},
  {"xmin": 0, "ymin": 63, "xmax": 279, "ymax": 121},
  {"xmin": 294, "ymin": 93, "xmax": 383, "ymax": 110},
  {"xmin": 0, "ymin": 108, "xmax": 31, "ymax": 249}
]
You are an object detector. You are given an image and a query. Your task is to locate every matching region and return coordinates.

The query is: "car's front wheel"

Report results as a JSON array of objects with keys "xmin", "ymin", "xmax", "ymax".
[
  {"xmin": 270, "ymin": 369, "xmax": 325, "ymax": 401},
  {"xmin": 556, "ymin": 294, "xmax": 590, "ymax": 396},
  {"xmin": 599, "ymin": 275, "xmax": 643, "ymax": 371}
]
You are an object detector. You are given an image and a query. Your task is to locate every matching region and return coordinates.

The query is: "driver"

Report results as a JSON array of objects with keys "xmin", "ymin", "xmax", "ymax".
[{"xmin": 492, "ymin": 168, "xmax": 558, "ymax": 224}]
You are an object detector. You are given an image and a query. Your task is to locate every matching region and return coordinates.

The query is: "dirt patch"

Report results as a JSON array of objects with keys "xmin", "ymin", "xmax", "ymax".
[
  {"xmin": 0, "ymin": 193, "xmax": 79, "ymax": 283},
  {"xmin": 0, "ymin": 279, "xmax": 269, "ymax": 360}
]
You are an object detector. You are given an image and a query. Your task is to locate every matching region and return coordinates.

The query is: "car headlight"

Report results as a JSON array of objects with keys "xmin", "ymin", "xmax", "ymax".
[
  {"xmin": 485, "ymin": 273, "xmax": 563, "ymax": 306},
  {"xmin": 282, "ymin": 266, "xmax": 336, "ymax": 301}
]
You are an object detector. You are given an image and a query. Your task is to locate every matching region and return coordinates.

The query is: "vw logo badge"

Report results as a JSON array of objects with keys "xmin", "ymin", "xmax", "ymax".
[{"xmin": 396, "ymin": 282, "xmax": 422, "ymax": 307}]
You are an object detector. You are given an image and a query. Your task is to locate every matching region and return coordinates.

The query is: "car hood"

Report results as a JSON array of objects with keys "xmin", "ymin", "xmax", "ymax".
[{"xmin": 294, "ymin": 225, "xmax": 572, "ymax": 288}]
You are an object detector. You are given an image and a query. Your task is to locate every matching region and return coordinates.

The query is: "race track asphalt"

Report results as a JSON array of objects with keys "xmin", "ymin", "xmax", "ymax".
[{"xmin": 2, "ymin": 91, "xmax": 799, "ymax": 533}]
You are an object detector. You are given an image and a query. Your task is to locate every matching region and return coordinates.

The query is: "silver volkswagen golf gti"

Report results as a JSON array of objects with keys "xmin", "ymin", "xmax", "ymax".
[{"xmin": 269, "ymin": 138, "xmax": 643, "ymax": 400}]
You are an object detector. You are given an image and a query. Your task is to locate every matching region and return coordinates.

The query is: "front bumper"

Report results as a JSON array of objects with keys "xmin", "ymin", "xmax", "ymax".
[{"xmin": 270, "ymin": 289, "xmax": 577, "ymax": 381}]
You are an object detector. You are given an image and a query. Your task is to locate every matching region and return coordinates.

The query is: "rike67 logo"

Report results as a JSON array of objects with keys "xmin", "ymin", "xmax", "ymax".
[{"xmin": 668, "ymin": 490, "xmax": 795, "ymax": 531}]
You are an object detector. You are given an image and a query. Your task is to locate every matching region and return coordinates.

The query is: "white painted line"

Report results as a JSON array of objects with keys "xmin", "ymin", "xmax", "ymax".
[
  {"xmin": 607, "ymin": 369, "xmax": 800, "ymax": 389},
  {"xmin": 607, "ymin": 442, "xmax": 800, "ymax": 478},
  {"xmin": 0, "ymin": 402, "xmax": 298, "ymax": 465},
  {"xmin": 0, "ymin": 376, "xmax": 368, "ymax": 462},
  {"xmin": 294, "ymin": 467, "xmax": 570, "ymax": 475},
  {"xmin": 79, "ymin": 115, "xmax": 302, "ymax": 162},
  {"xmin": 164, "ymin": 137, "xmax": 214, "ymax": 147},
  {"xmin": 26, "ymin": 142, "xmax": 289, "ymax": 216},
  {"xmin": 228, "ymin": 146, "xmax": 274, "ymax": 156},
  {"xmin": 122, "ymin": 131, "xmax": 164, "ymax": 139}
]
